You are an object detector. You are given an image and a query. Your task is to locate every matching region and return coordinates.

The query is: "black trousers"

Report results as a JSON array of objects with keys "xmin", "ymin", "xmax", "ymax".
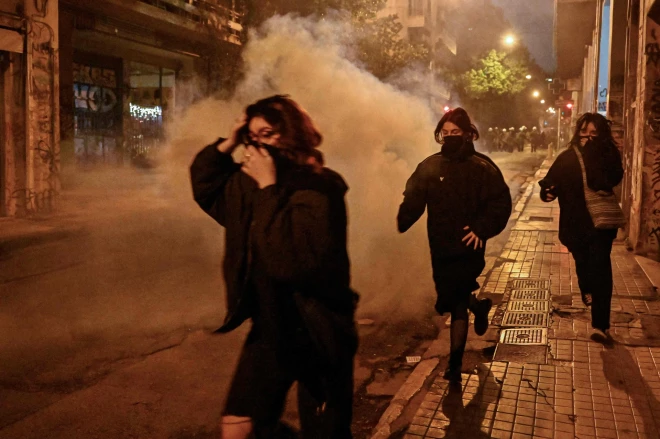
[{"xmin": 570, "ymin": 229, "xmax": 616, "ymax": 331}]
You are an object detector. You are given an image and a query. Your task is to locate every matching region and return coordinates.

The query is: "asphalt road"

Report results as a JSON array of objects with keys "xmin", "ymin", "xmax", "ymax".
[{"xmin": 0, "ymin": 150, "xmax": 546, "ymax": 438}]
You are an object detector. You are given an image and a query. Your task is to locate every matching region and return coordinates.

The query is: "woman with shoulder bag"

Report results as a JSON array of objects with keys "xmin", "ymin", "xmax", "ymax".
[{"xmin": 539, "ymin": 113, "xmax": 624, "ymax": 343}]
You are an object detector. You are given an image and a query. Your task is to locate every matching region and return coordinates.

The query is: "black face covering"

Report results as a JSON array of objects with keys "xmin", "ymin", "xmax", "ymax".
[
  {"xmin": 441, "ymin": 135, "xmax": 464, "ymax": 155},
  {"xmin": 441, "ymin": 135, "xmax": 476, "ymax": 160},
  {"xmin": 245, "ymin": 139, "xmax": 293, "ymax": 167}
]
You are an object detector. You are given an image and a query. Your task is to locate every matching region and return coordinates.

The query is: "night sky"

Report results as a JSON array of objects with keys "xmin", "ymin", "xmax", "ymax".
[{"xmin": 492, "ymin": 0, "xmax": 556, "ymax": 73}]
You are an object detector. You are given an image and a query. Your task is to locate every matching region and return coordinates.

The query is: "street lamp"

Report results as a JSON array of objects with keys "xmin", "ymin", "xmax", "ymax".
[{"xmin": 532, "ymin": 90, "xmax": 540, "ymax": 98}]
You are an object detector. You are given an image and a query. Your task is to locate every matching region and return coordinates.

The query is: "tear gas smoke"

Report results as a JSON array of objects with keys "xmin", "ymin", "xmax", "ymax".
[{"xmin": 166, "ymin": 15, "xmax": 443, "ymax": 318}]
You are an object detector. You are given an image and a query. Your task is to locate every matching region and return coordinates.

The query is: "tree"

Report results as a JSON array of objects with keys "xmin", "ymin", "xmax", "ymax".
[
  {"xmin": 244, "ymin": 0, "xmax": 429, "ymax": 80},
  {"xmin": 460, "ymin": 50, "xmax": 528, "ymax": 97}
]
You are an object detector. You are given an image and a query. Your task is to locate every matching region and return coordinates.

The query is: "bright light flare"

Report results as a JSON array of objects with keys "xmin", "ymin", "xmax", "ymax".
[
  {"xmin": 443, "ymin": 106, "xmax": 450, "ymax": 112},
  {"xmin": 525, "ymin": 74, "xmax": 532, "ymax": 79},
  {"xmin": 540, "ymin": 99, "xmax": 545, "ymax": 104},
  {"xmin": 566, "ymin": 103, "xmax": 573, "ymax": 109},
  {"xmin": 532, "ymin": 91, "xmax": 540, "ymax": 98},
  {"xmin": 504, "ymin": 34, "xmax": 515, "ymax": 46}
]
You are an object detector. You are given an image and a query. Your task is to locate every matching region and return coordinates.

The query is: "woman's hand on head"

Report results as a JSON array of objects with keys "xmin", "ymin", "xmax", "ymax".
[
  {"xmin": 241, "ymin": 145, "xmax": 276, "ymax": 189},
  {"xmin": 217, "ymin": 114, "xmax": 247, "ymax": 154}
]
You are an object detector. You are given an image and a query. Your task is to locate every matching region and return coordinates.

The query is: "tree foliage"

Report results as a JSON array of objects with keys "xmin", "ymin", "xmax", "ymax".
[
  {"xmin": 460, "ymin": 50, "xmax": 528, "ymax": 98},
  {"xmin": 354, "ymin": 15, "xmax": 429, "ymax": 80},
  {"xmin": 246, "ymin": 0, "xmax": 429, "ymax": 80}
]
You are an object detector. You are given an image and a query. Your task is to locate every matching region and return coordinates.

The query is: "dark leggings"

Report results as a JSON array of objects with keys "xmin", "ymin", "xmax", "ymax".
[
  {"xmin": 448, "ymin": 294, "xmax": 479, "ymax": 371},
  {"xmin": 570, "ymin": 229, "xmax": 616, "ymax": 331}
]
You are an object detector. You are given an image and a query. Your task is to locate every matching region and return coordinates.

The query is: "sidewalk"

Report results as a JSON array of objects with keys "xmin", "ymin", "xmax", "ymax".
[{"xmin": 373, "ymin": 158, "xmax": 660, "ymax": 439}]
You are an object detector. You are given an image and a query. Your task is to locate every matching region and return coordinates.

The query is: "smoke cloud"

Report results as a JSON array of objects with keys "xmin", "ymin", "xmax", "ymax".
[{"xmin": 165, "ymin": 14, "xmax": 441, "ymax": 318}]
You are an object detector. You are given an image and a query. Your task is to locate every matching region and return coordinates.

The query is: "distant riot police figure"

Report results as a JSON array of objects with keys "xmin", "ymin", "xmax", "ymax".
[
  {"xmin": 539, "ymin": 112, "xmax": 623, "ymax": 343},
  {"xmin": 530, "ymin": 127, "xmax": 541, "ymax": 153},
  {"xmin": 190, "ymin": 95, "xmax": 357, "ymax": 439},
  {"xmin": 397, "ymin": 108, "xmax": 512, "ymax": 383}
]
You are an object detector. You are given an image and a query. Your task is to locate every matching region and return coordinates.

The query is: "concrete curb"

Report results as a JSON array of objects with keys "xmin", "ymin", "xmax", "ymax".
[{"xmin": 370, "ymin": 358, "xmax": 439, "ymax": 439}]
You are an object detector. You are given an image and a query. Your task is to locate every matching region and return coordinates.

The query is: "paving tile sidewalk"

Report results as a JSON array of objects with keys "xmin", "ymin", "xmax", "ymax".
[{"xmin": 378, "ymin": 158, "xmax": 660, "ymax": 439}]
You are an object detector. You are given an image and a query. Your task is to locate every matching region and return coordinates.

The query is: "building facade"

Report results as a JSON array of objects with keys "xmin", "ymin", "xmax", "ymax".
[
  {"xmin": 379, "ymin": 0, "xmax": 458, "ymax": 112},
  {"xmin": 0, "ymin": 0, "xmax": 244, "ymax": 217}
]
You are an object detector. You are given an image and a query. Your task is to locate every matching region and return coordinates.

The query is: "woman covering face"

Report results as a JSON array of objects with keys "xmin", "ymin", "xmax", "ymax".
[
  {"xmin": 397, "ymin": 107, "xmax": 512, "ymax": 384},
  {"xmin": 539, "ymin": 112, "xmax": 624, "ymax": 343},
  {"xmin": 190, "ymin": 95, "xmax": 357, "ymax": 439}
]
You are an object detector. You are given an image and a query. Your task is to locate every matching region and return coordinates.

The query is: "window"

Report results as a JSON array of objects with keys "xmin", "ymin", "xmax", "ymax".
[{"xmin": 409, "ymin": 0, "xmax": 423, "ymax": 16}]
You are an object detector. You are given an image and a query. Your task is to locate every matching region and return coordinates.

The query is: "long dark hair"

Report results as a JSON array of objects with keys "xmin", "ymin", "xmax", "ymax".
[
  {"xmin": 570, "ymin": 112, "xmax": 616, "ymax": 146},
  {"xmin": 434, "ymin": 107, "xmax": 480, "ymax": 144},
  {"xmin": 245, "ymin": 95, "xmax": 323, "ymax": 166}
]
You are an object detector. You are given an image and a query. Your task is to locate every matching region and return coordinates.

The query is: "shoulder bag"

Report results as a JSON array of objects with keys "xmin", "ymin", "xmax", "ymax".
[{"xmin": 572, "ymin": 145, "xmax": 625, "ymax": 229}]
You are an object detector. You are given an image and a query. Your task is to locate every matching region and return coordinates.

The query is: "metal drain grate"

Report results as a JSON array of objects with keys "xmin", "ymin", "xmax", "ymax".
[
  {"xmin": 511, "ymin": 279, "xmax": 550, "ymax": 290},
  {"xmin": 501, "ymin": 311, "xmax": 548, "ymax": 327},
  {"xmin": 511, "ymin": 289, "xmax": 550, "ymax": 301},
  {"xmin": 507, "ymin": 300, "xmax": 549, "ymax": 312},
  {"xmin": 499, "ymin": 328, "xmax": 548, "ymax": 345}
]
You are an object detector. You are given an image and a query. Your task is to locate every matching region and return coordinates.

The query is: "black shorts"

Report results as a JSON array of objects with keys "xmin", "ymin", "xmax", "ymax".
[{"xmin": 223, "ymin": 327, "xmax": 354, "ymax": 438}]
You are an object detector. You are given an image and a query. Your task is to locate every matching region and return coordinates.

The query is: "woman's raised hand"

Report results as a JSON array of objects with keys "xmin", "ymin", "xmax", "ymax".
[
  {"xmin": 241, "ymin": 145, "xmax": 276, "ymax": 189},
  {"xmin": 217, "ymin": 114, "xmax": 247, "ymax": 154}
]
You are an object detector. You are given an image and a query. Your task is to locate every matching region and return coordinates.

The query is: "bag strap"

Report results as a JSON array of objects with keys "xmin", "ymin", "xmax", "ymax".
[{"xmin": 572, "ymin": 145, "xmax": 589, "ymax": 189}]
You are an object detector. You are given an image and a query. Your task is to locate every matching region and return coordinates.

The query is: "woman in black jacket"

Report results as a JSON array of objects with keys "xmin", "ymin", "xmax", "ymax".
[
  {"xmin": 190, "ymin": 95, "xmax": 357, "ymax": 439},
  {"xmin": 539, "ymin": 112, "xmax": 623, "ymax": 342},
  {"xmin": 397, "ymin": 108, "xmax": 512, "ymax": 383}
]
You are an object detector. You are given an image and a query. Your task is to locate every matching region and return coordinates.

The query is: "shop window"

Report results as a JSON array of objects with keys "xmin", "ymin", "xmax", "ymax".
[
  {"xmin": 73, "ymin": 61, "xmax": 123, "ymax": 166},
  {"xmin": 127, "ymin": 61, "xmax": 175, "ymax": 164}
]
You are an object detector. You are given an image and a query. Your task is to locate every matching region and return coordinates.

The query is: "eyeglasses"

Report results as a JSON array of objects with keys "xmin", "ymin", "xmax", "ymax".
[{"xmin": 242, "ymin": 130, "xmax": 279, "ymax": 147}]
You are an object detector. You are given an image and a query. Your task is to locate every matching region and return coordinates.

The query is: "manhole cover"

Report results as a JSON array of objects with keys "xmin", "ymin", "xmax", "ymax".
[
  {"xmin": 499, "ymin": 328, "xmax": 547, "ymax": 345},
  {"xmin": 493, "ymin": 344, "xmax": 547, "ymax": 364},
  {"xmin": 502, "ymin": 311, "xmax": 548, "ymax": 327},
  {"xmin": 511, "ymin": 289, "xmax": 550, "ymax": 301},
  {"xmin": 511, "ymin": 279, "xmax": 550, "ymax": 290},
  {"xmin": 507, "ymin": 300, "xmax": 549, "ymax": 312},
  {"xmin": 527, "ymin": 216, "xmax": 554, "ymax": 222}
]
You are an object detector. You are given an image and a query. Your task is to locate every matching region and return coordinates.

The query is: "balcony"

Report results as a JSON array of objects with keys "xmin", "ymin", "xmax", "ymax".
[
  {"xmin": 138, "ymin": 0, "xmax": 244, "ymax": 43},
  {"xmin": 62, "ymin": 0, "xmax": 244, "ymax": 46}
]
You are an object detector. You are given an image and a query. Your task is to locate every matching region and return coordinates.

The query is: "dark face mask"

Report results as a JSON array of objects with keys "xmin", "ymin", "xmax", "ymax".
[
  {"xmin": 245, "ymin": 139, "xmax": 291, "ymax": 165},
  {"xmin": 442, "ymin": 135, "xmax": 465, "ymax": 152}
]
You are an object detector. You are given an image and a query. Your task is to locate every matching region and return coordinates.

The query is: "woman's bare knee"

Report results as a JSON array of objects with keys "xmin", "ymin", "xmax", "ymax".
[{"xmin": 221, "ymin": 415, "xmax": 252, "ymax": 439}]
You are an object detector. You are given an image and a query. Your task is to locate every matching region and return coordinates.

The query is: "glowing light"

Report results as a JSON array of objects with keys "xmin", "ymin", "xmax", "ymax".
[
  {"xmin": 443, "ymin": 106, "xmax": 450, "ymax": 112},
  {"xmin": 532, "ymin": 91, "xmax": 540, "ymax": 98},
  {"xmin": 566, "ymin": 103, "xmax": 573, "ymax": 109},
  {"xmin": 130, "ymin": 103, "xmax": 162, "ymax": 120},
  {"xmin": 504, "ymin": 34, "xmax": 515, "ymax": 46},
  {"xmin": 525, "ymin": 74, "xmax": 532, "ymax": 79},
  {"xmin": 540, "ymin": 99, "xmax": 545, "ymax": 104}
]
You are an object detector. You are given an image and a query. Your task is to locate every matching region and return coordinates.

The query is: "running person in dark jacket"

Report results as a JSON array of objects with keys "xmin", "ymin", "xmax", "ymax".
[
  {"xmin": 397, "ymin": 108, "xmax": 512, "ymax": 383},
  {"xmin": 539, "ymin": 112, "xmax": 623, "ymax": 343},
  {"xmin": 190, "ymin": 95, "xmax": 357, "ymax": 439}
]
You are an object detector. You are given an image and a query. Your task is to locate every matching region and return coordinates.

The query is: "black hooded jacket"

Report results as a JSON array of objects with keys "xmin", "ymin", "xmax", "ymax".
[
  {"xmin": 190, "ymin": 140, "xmax": 357, "ymax": 339},
  {"xmin": 397, "ymin": 140, "xmax": 512, "ymax": 259}
]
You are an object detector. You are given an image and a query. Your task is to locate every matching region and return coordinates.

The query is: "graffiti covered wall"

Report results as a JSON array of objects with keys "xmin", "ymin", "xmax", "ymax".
[
  {"xmin": 1, "ymin": 0, "xmax": 62, "ymax": 216},
  {"xmin": 642, "ymin": 16, "xmax": 660, "ymax": 258}
]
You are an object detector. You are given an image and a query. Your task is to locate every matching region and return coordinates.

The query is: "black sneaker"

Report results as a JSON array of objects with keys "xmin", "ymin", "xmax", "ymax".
[
  {"xmin": 474, "ymin": 298, "xmax": 493, "ymax": 336},
  {"xmin": 443, "ymin": 367, "xmax": 462, "ymax": 383}
]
